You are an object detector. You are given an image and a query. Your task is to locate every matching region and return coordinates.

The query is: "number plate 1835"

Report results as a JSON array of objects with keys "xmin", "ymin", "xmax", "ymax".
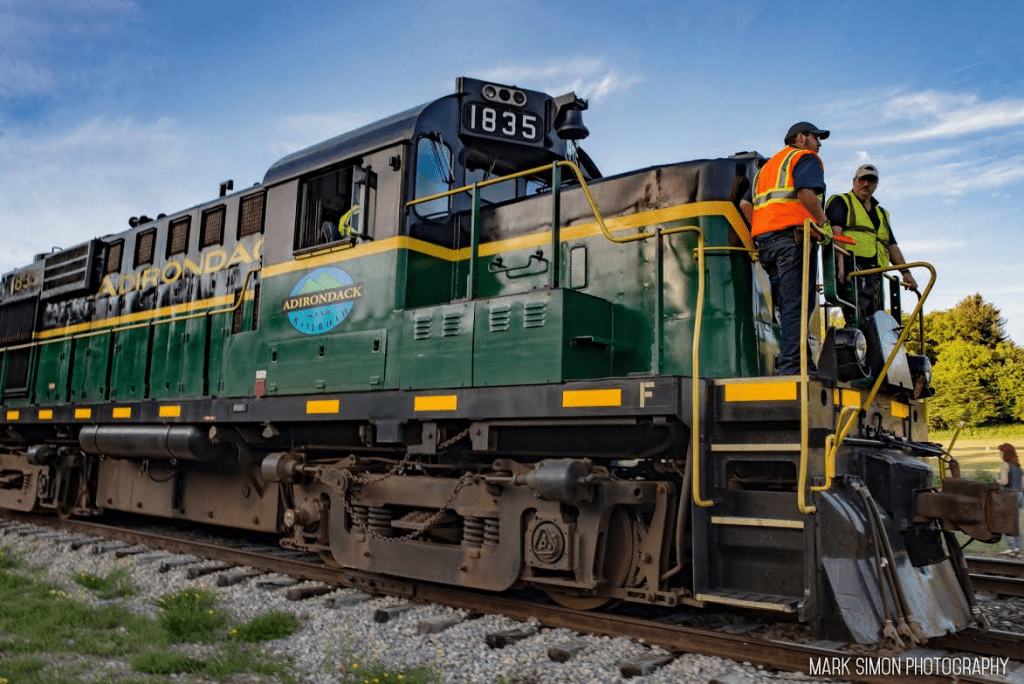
[{"xmin": 462, "ymin": 103, "xmax": 541, "ymax": 143}]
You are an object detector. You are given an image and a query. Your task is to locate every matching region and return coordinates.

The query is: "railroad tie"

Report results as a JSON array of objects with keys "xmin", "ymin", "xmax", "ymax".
[
  {"xmin": 324, "ymin": 592, "xmax": 373, "ymax": 608},
  {"xmin": 485, "ymin": 626, "xmax": 536, "ymax": 649},
  {"xmin": 619, "ymin": 652, "xmax": 676, "ymax": 679},
  {"xmin": 114, "ymin": 546, "xmax": 150, "ymax": 559},
  {"xmin": 547, "ymin": 639, "xmax": 589, "ymax": 662},
  {"xmin": 159, "ymin": 558, "xmax": 203, "ymax": 573},
  {"xmin": 256, "ymin": 578, "xmax": 300, "ymax": 590},
  {"xmin": 373, "ymin": 603, "xmax": 417, "ymax": 623},
  {"xmin": 61, "ymin": 536, "xmax": 100, "ymax": 551},
  {"xmin": 285, "ymin": 584, "xmax": 335, "ymax": 601},
  {"xmin": 131, "ymin": 553, "xmax": 170, "ymax": 565},
  {"xmin": 416, "ymin": 616, "xmax": 462, "ymax": 635},
  {"xmin": 186, "ymin": 562, "xmax": 235, "ymax": 579},
  {"xmin": 217, "ymin": 570, "xmax": 268, "ymax": 587},
  {"xmin": 91, "ymin": 542, "xmax": 132, "ymax": 555}
]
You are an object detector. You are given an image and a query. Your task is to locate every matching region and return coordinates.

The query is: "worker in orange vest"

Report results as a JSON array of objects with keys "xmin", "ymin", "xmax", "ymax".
[{"xmin": 740, "ymin": 122, "xmax": 841, "ymax": 375}]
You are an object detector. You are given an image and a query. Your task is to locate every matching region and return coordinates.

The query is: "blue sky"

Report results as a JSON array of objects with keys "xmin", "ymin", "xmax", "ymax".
[{"xmin": 2, "ymin": 1, "xmax": 1024, "ymax": 339}]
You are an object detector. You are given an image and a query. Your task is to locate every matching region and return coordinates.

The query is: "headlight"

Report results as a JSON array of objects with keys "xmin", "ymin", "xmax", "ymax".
[
  {"xmin": 835, "ymin": 328, "xmax": 867, "ymax": 364},
  {"xmin": 853, "ymin": 330, "xmax": 867, "ymax": 364},
  {"xmin": 907, "ymin": 354, "xmax": 935, "ymax": 398}
]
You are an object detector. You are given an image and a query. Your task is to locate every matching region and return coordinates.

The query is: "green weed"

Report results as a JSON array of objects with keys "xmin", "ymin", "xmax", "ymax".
[
  {"xmin": 231, "ymin": 608, "xmax": 301, "ymax": 642},
  {"xmin": 338, "ymin": 656, "xmax": 440, "ymax": 684},
  {"xmin": 152, "ymin": 586, "xmax": 228, "ymax": 642},
  {"xmin": 72, "ymin": 566, "xmax": 137, "ymax": 599},
  {"xmin": 129, "ymin": 649, "xmax": 205, "ymax": 675}
]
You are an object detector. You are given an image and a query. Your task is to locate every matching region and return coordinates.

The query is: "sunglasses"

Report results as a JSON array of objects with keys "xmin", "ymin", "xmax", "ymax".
[{"xmin": 856, "ymin": 176, "xmax": 878, "ymax": 183}]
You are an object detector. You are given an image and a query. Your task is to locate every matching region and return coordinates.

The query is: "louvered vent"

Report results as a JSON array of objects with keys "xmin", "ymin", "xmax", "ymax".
[
  {"xmin": 0, "ymin": 299, "xmax": 36, "ymax": 345},
  {"xmin": 201, "ymin": 206, "xmax": 226, "ymax": 248},
  {"xmin": 42, "ymin": 240, "xmax": 102, "ymax": 299},
  {"xmin": 489, "ymin": 304, "xmax": 511, "ymax": 332},
  {"xmin": 2, "ymin": 348, "xmax": 30, "ymax": 392},
  {"xmin": 442, "ymin": 311, "xmax": 462, "ymax": 337},
  {"xmin": 523, "ymin": 301, "xmax": 547, "ymax": 328},
  {"xmin": 105, "ymin": 240, "xmax": 123, "ymax": 275},
  {"xmin": 134, "ymin": 228, "xmax": 156, "ymax": 267},
  {"xmin": 413, "ymin": 313, "xmax": 432, "ymax": 340},
  {"xmin": 168, "ymin": 217, "xmax": 190, "ymax": 256},
  {"xmin": 238, "ymin": 192, "xmax": 265, "ymax": 237}
]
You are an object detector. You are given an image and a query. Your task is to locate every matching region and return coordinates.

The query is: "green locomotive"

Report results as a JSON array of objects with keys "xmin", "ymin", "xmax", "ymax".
[{"xmin": 0, "ymin": 77, "xmax": 1014, "ymax": 644}]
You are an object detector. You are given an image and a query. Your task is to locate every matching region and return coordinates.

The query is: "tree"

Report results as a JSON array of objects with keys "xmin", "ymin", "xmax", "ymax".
[
  {"xmin": 905, "ymin": 294, "xmax": 1007, "ymax": 360},
  {"xmin": 929, "ymin": 339, "xmax": 1001, "ymax": 428},
  {"xmin": 995, "ymin": 343, "xmax": 1024, "ymax": 422}
]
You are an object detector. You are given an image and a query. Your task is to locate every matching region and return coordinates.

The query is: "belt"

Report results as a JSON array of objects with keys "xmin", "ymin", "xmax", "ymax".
[{"xmin": 754, "ymin": 226, "xmax": 802, "ymax": 245}]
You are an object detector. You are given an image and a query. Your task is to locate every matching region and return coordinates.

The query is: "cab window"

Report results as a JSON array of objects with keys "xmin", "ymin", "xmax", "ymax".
[
  {"xmin": 414, "ymin": 136, "xmax": 453, "ymax": 219},
  {"xmin": 295, "ymin": 166, "xmax": 355, "ymax": 251}
]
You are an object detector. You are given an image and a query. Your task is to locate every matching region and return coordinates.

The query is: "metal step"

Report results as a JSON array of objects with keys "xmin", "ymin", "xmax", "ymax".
[
  {"xmin": 709, "ymin": 443, "xmax": 802, "ymax": 453},
  {"xmin": 695, "ymin": 589, "xmax": 801, "ymax": 613}
]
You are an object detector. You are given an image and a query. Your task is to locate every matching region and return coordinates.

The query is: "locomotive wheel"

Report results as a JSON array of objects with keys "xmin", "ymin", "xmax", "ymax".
[{"xmin": 546, "ymin": 507, "xmax": 637, "ymax": 610}]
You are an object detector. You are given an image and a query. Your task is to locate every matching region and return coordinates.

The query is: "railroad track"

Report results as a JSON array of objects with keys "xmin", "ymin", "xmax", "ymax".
[
  {"xmin": 967, "ymin": 555, "xmax": 1024, "ymax": 598},
  {"xmin": 3, "ymin": 510, "xmax": 1023, "ymax": 684}
]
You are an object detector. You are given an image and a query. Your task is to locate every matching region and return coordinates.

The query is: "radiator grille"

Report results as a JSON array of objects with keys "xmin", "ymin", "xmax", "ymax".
[
  {"xmin": 42, "ymin": 240, "xmax": 101, "ymax": 298},
  {"xmin": 134, "ymin": 228, "xmax": 156, "ymax": 267},
  {"xmin": 238, "ymin": 193, "xmax": 265, "ymax": 238},
  {"xmin": 105, "ymin": 241, "xmax": 123, "ymax": 275},
  {"xmin": 168, "ymin": 217, "xmax": 190, "ymax": 256},
  {"xmin": 201, "ymin": 206, "xmax": 226, "ymax": 248},
  {"xmin": 0, "ymin": 299, "xmax": 35, "ymax": 346}
]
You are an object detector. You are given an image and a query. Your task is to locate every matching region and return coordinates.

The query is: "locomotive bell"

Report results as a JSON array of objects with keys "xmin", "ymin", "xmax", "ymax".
[{"xmin": 556, "ymin": 108, "xmax": 589, "ymax": 141}]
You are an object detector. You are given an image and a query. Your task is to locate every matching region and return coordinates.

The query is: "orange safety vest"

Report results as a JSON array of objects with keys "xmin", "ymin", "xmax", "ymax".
[{"xmin": 751, "ymin": 146, "xmax": 824, "ymax": 237}]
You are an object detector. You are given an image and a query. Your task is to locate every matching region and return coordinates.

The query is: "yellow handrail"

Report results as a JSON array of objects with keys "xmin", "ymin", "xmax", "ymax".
[
  {"xmin": 940, "ymin": 421, "xmax": 966, "ymax": 479},
  {"xmin": 819, "ymin": 261, "xmax": 937, "ymax": 489},
  {"xmin": 797, "ymin": 220, "xmax": 816, "ymax": 513}
]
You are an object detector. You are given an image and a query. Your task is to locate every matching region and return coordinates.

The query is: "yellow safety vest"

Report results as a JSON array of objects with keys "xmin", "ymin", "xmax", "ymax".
[{"xmin": 827, "ymin": 192, "xmax": 891, "ymax": 267}]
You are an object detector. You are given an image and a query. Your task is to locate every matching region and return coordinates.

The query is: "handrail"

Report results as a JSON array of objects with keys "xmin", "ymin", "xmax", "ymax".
[
  {"xmin": 818, "ymin": 261, "xmax": 937, "ymax": 491},
  {"xmin": 797, "ymin": 220, "xmax": 816, "ymax": 514},
  {"xmin": 940, "ymin": 421, "xmax": 966, "ymax": 480}
]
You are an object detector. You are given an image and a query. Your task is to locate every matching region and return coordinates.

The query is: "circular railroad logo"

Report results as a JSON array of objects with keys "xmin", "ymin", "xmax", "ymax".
[
  {"xmin": 281, "ymin": 267, "xmax": 364, "ymax": 335},
  {"xmin": 531, "ymin": 521, "xmax": 566, "ymax": 565}
]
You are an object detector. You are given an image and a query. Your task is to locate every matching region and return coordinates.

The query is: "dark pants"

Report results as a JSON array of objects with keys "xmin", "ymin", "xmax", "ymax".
[
  {"xmin": 755, "ymin": 229, "xmax": 818, "ymax": 375},
  {"xmin": 840, "ymin": 254, "xmax": 882, "ymax": 327}
]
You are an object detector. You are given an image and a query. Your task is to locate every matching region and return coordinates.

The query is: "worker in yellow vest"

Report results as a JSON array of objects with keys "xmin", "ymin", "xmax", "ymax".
[{"xmin": 825, "ymin": 164, "xmax": 917, "ymax": 326}]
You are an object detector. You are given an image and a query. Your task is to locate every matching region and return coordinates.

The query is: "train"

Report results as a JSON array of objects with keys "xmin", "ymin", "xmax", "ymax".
[{"xmin": 0, "ymin": 77, "xmax": 1016, "ymax": 645}]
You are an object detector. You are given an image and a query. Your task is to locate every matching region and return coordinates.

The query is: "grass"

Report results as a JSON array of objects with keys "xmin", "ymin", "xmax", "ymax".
[
  {"xmin": 153, "ymin": 586, "xmax": 229, "ymax": 642},
  {"xmin": 337, "ymin": 656, "xmax": 440, "ymax": 684},
  {"xmin": 0, "ymin": 546, "xmax": 303, "ymax": 682},
  {"xmin": 72, "ymin": 566, "xmax": 138, "ymax": 599},
  {"xmin": 0, "ymin": 545, "xmax": 445, "ymax": 682}
]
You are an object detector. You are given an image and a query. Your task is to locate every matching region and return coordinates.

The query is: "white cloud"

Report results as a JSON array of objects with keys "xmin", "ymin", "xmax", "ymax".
[
  {"xmin": 848, "ymin": 89, "xmax": 1024, "ymax": 145},
  {"xmin": 0, "ymin": 117, "xmax": 213, "ymax": 272},
  {"xmin": 478, "ymin": 58, "xmax": 642, "ymax": 102}
]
